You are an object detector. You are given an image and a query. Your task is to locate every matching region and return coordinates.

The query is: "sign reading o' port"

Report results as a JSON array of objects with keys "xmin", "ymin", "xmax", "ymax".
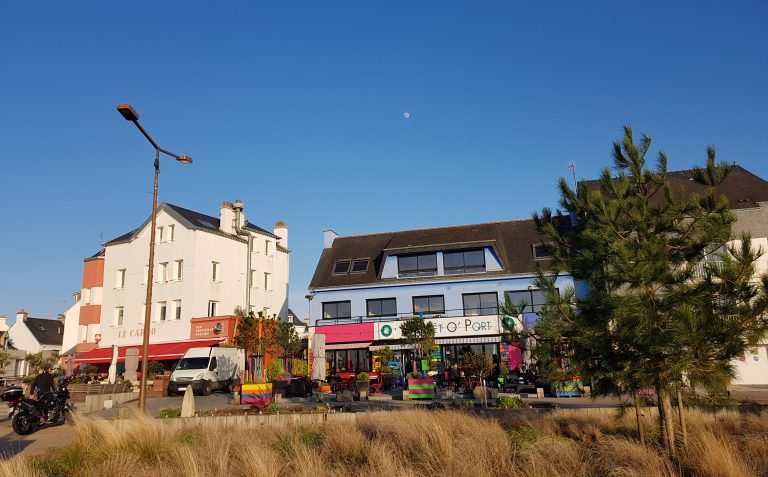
[{"xmin": 375, "ymin": 315, "xmax": 501, "ymax": 340}]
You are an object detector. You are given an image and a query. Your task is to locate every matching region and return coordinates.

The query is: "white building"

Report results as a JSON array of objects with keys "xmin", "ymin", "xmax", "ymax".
[
  {"xmin": 5, "ymin": 310, "xmax": 64, "ymax": 376},
  {"xmin": 306, "ymin": 218, "xmax": 574, "ymax": 375},
  {"xmin": 74, "ymin": 200, "xmax": 289, "ymax": 368}
]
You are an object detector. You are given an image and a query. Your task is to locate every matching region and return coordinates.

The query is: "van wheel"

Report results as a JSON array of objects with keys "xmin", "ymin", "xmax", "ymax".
[{"xmin": 201, "ymin": 381, "xmax": 212, "ymax": 396}]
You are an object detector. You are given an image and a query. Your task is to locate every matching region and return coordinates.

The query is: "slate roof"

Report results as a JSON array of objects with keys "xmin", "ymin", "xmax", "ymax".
[
  {"xmin": 23, "ymin": 317, "xmax": 64, "ymax": 347},
  {"xmin": 581, "ymin": 165, "xmax": 768, "ymax": 210},
  {"xmin": 104, "ymin": 203, "xmax": 281, "ymax": 246},
  {"xmin": 287, "ymin": 309, "xmax": 305, "ymax": 326},
  {"xmin": 309, "ymin": 217, "xmax": 569, "ymax": 290}
]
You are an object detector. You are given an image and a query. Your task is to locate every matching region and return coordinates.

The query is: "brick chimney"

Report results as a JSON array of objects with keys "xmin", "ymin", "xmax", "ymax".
[
  {"xmin": 16, "ymin": 309, "xmax": 28, "ymax": 322},
  {"xmin": 219, "ymin": 201, "xmax": 236, "ymax": 234},
  {"xmin": 274, "ymin": 221, "xmax": 288, "ymax": 248}
]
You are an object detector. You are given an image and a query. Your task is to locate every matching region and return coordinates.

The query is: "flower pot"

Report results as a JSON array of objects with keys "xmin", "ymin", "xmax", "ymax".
[
  {"xmin": 356, "ymin": 381, "xmax": 369, "ymax": 401},
  {"xmin": 406, "ymin": 377, "xmax": 435, "ymax": 400}
]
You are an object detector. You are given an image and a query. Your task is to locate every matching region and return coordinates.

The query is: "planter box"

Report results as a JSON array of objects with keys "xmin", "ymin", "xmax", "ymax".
[
  {"xmin": 554, "ymin": 380, "xmax": 584, "ymax": 397},
  {"xmin": 241, "ymin": 383, "xmax": 273, "ymax": 406},
  {"xmin": 406, "ymin": 378, "xmax": 435, "ymax": 400}
]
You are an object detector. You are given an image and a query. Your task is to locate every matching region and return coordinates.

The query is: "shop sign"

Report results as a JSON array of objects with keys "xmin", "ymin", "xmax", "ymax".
[
  {"xmin": 117, "ymin": 327, "xmax": 157, "ymax": 339},
  {"xmin": 375, "ymin": 315, "xmax": 501, "ymax": 340}
]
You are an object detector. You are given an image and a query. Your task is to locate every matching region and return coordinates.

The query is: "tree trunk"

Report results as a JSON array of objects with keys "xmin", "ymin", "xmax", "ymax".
[
  {"xmin": 676, "ymin": 386, "xmax": 688, "ymax": 449},
  {"xmin": 659, "ymin": 388, "xmax": 677, "ymax": 459},
  {"xmin": 634, "ymin": 392, "xmax": 646, "ymax": 446}
]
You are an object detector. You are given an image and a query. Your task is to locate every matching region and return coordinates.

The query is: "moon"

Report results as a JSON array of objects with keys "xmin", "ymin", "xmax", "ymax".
[{"xmin": 402, "ymin": 112, "xmax": 411, "ymax": 119}]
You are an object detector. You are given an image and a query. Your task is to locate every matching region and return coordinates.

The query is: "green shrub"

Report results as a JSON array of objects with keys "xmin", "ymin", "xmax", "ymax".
[
  {"xmin": 146, "ymin": 361, "xmax": 164, "ymax": 376},
  {"xmin": 159, "ymin": 408, "xmax": 181, "ymax": 418},
  {"xmin": 267, "ymin": 360, "xmax": 285, "ymax": 382},
  {"xmin": 497, "ymin": 395, "xmax": 525, "ymax": 409},
  {"xmin": 356, "ymin": 372, "xmax": 370, "ymax": 382},
  {"xmin": 380, "ymin": 365, "xmax": 393, "ymax": 373},
  {"xmin": 291, "ymin": 358, "xmax": 308, "ymax": 375},
  {"xmin": 267, "ymin": 402, "xmax": 280, "ymax": 413}
]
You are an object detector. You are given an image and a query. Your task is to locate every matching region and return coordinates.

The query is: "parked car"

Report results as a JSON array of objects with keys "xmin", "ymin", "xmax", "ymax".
[{"xmin": 168, "ymin": 347, "xmax": 244, "ymax": 396}]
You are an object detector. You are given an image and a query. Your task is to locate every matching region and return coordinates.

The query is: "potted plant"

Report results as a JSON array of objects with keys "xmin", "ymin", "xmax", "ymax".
[
  {"xmin": 405, "ymin": 371, "xmax": 435, "ymax": 400},
  {"xmin": 146, "ymin": 360, "xmax": 165, "ymax": 379},
  {"xmin": 400, "ymin": 317, "xmax": 437, "ymax": 399},
  {"xmin": 356, "ymin": 372, "xmax": 370, "ymax": 401},
  {"xmin": 463, "ymin": 351, "xmax": 495, "ymax": 406},
  {"xmin": 374, "ymin": 346, "xmax": 395, "ymax": 390}
]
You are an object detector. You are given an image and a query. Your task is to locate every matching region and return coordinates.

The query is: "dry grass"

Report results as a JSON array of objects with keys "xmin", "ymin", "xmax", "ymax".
[{"xmin": 1, "ymin": 408, "xmax": 766, "ymax": 477}]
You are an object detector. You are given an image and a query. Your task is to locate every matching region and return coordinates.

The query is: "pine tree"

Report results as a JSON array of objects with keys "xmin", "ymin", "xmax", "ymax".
[{"xmin": 533, "ymin": 126, "xmax": 768, "ymax": 455}]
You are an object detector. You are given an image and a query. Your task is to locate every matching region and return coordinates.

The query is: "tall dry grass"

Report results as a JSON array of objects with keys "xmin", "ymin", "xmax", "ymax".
[{"xmin": 1, "ymin": 408, "xmax": 766, "ymax": 477}]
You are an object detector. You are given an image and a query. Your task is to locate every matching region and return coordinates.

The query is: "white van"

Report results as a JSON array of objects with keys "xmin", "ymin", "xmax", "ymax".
[{"xmin": 168, "ymin": 347, "xmax": 244, "ymax": 396}]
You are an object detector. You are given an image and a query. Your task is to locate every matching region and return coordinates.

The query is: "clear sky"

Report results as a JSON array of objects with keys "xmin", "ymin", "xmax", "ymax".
[{"xmin": 1, "ymin": 1, "xmax": 766, "ymax": 323}]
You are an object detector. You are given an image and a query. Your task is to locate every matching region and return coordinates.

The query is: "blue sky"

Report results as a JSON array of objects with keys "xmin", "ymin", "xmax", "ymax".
[{"xmin": 1, "ymin": 1, "xmax": 767, "ymax": 322}]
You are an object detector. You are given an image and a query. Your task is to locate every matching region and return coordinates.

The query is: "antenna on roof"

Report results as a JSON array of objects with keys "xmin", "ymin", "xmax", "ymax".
[{"xmin": 567, "ymin": 161, "xmax": 577, "ymax": 188}]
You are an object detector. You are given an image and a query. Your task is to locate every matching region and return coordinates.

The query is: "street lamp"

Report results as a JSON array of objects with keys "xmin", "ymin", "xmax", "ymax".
[{"xmin": 116, "ymin": 103, "xmax": 192, "ymax": 412}]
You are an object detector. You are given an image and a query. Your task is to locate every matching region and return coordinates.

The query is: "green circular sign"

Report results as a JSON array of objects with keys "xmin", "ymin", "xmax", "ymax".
[{"xmin": 381, "ymin": 324, "xmax": 393, "ymax": 337}]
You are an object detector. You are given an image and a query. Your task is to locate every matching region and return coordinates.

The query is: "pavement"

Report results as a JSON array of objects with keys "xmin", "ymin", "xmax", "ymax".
[{"xmin": 0, "ymin": 404, "xmax": 75, "ymax": 459}]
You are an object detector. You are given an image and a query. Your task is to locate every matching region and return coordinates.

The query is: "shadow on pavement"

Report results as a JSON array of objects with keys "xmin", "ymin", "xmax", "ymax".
[{"xmin": 0, "ymin": 435, "xmax": 33, "ymax": 459}]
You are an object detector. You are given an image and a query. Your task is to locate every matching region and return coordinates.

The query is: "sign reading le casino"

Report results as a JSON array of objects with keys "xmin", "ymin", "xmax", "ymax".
[{"xmin": 375, "ymin": 315, "xmax": 501, "ymax": 341}]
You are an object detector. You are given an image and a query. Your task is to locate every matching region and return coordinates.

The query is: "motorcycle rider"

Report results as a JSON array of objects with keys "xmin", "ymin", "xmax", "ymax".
[{"xmin": 30, "ymin": 365, "xmax": 55, "ymax": 398}]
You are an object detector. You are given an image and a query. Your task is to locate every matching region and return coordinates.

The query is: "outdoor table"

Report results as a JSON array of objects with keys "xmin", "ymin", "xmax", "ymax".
[{"xmin": 336, "ymin": 372, "xmax": 356, "ymax": 391}]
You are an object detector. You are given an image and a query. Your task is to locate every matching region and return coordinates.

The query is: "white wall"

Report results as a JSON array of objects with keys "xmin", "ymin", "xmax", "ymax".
[{"xmin": 61, "ymin": 299, "xmax": 81, "ymax": 353}]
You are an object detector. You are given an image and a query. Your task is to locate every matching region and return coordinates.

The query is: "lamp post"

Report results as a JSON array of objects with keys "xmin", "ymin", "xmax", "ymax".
[{"xmin": 116, "ymin": 104, "xmax": 192, "ymax": 412}]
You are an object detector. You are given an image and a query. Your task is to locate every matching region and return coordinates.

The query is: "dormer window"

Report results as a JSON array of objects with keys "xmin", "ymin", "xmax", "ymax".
[
  {"xmin": 533, "ymin": 243, "xmax": 554, "ymax": 259},
  {"xmin": 397, "ymin": 253, "xmax": 437, "ymax": 277},
  {"xmin": 351, "ymin": 259, "xmax": 369, "ymax": 273},
  {"xmin": 444, "ymin": 249, "xmax": 485, "ymax": 274},
  {"xmin": 333, "ymin": 260, "xmax": 351, "ymax": 274}
]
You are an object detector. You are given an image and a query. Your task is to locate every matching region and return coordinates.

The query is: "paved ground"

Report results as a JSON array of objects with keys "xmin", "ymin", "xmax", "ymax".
[{"xmin": 0, "ymin": 404, "xmax": 75, "ymax": 459}]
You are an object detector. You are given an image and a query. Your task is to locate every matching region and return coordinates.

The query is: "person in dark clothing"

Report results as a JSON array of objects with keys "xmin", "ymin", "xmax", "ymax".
[{"xmin": 31, "ymin": 366, "xmax": 55, "ymax": 398}]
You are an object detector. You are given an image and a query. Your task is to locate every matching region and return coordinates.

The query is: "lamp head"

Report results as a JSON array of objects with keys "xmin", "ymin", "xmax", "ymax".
[
  {"xmin": 176, "ymin": 155, "xmax": 193, "ymax": 164},
  {"xmin": 116, "ymin": 104, "xmax": 139, "ymax": 121}
]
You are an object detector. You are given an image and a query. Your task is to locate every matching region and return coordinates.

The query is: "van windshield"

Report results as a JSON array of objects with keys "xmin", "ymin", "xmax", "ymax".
[{"xmin": 175, "ymin": 357, "xmax": 210, "ymax": 370}]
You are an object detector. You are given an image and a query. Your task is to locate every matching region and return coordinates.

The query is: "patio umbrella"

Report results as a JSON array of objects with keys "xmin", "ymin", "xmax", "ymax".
[{"xmin": 310, "ymin": 333, "xmax": 326, "ymax": 382}]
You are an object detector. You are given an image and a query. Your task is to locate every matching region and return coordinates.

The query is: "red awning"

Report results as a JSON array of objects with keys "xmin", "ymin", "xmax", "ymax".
[{"xmin": 73, "ymin": 339, "xmax": 224, "ymax": 364}]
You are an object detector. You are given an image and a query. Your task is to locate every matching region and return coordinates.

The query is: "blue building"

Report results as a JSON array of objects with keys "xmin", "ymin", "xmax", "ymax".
[{"xmin": 307, "ymin": 218, "xmax": 574, "ymax": 374}]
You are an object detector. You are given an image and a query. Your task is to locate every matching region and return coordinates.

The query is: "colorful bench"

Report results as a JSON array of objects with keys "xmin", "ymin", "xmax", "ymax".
[{"xmin": 241, "ymin": 383, "xmax": 273, "ymax": 406}]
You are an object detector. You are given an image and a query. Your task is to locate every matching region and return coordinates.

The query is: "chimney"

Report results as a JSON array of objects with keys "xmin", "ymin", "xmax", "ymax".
[
  {"xmin": 233, "ymin": 199, "xmax": 246, "ymax": 229},
  {"xmin": 219, "ymin": 201, "xmax": 236, "ymax": 234},
  {"xmin": 323, "ymin": 229, "xmax": 340, "ymax": 249},
  {"xmin": 16, "ymin": 309, "xmax": 28, "ymax": 322},
  {"xmin": 274, "ymin": 221, "xmax": 288, "ymax": 249}
]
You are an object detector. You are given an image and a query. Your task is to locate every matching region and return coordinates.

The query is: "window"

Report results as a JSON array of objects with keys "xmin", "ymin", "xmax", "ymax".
[
  {"xmin": 533, "ymin": 243, "xmax": 554, "ymax": 259},
  {"xmin": 115, "ymin": 269, "xmax": 126, "ymax": 288},
  {"xmin": 366, "ymin": 298, "xmax": 397, "ymax": 317},
  {"xmin": 462, "ymin": 292, "xmax": 499, "ymax": 316},
  {"xmin": 211, "ymin": 262, "xmax": 220, "ymax": 282},
  {"xmin": 265, "ymin": 240, "xmax": 271, "ymax": 255},
  {"xmin": 250, "ymin": 269, "xmax": 257, "ymax": 287},
  {"xmin": 351, "ymin": 259, "xmax": 369, "ymax": 273},
  {"xmin": 444, "ymin": 249, "xmax": 486, "ymax": 274},
  {"xmin": 397, "ymin": 253, "xmax": 437, "ymax": 277},
  {"xmin": 159, "ymin": 302, "xmax": 167, "ymax": 321},
  {"xmin": 143, "ymin": 265, "xmax": 149, "ymax": 284},
  {"xmin": 264, "ymin": 272, "xmax": 271, "ymax": 290},
  {"xmin": 157, "ymin": 226, "xmax": 164, "ymax": 242},
  {"xmin": 322, "ymin": 301, "xmax": 351, "ymax": 319},
  {"xmin": 333, "ymin": 260, "xmax": 351, "ymax": 274},
  {"xmin": 413, "ymin": 295, "xmax": 445, "ymax": 315},
  {"xmin": 114, "ymin": 306, "xmax": 124, "ymax": 326},
  {"xmin": 173, "ymin": 260, "xmax": 183, "ymax": 280},
  {"xmin": 505, "ymin": 289, "xmax": 554, "ymax": 313},
  {"xmin": 158, "ymin": 262, "xmax": 168, "ymax": 283},
  {"xmin": 208, "ymin": 301, "xmax": 218, "ymax": 317},
  {"xmin": 174, "ymin": 300, "xmax": 182, "ymax": 320},
  {"xmin": 168, "ymin": 225, "xmax": 175, "ymax": 242}
]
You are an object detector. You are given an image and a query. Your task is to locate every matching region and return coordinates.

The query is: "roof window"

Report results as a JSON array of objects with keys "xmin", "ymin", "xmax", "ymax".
[
  {"xmin": 333, "ymin": 260, "xmax": 351, "ymax": 274},
  {"xmin": 351, "ymin": 259, "xmax": 369, "ymax": 273},
  {"xmin": 533, "ymin": 243, "xmax": 554, "ymax": 259}
]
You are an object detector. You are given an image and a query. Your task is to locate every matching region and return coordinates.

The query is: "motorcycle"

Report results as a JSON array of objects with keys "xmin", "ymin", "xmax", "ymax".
[
  {"xmin": 0, "ymin": 386, "xmax": 24, "ymax": 419},
  {"xmin": 4, "ymin": 378, "xmax": 72, "ymax": 435}
]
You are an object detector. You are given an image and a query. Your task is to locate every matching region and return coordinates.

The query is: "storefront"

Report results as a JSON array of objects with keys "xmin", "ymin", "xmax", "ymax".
[{"xmin": 312, "ymin": 314, "xmax": 523, "ymax": 376}]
